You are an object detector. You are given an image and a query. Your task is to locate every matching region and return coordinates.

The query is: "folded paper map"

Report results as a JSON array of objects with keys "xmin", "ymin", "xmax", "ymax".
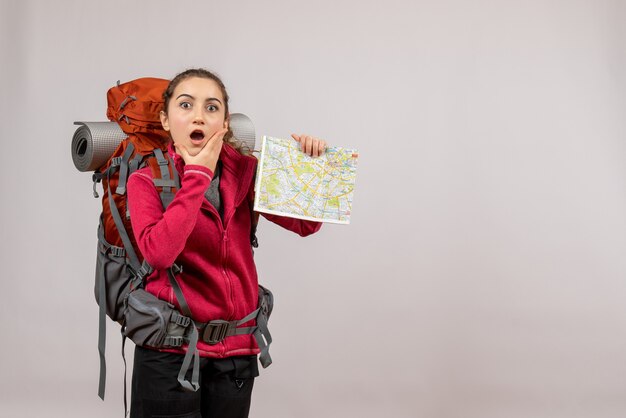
[{"xmin": 254, "ymin": 136, "xmax": 359, "ymax": 224}]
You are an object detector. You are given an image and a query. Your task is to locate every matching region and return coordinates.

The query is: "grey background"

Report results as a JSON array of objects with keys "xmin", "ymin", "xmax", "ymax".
[{"xmin": 2, "ymin": 0, "xmax": 626, "ymax": 417}]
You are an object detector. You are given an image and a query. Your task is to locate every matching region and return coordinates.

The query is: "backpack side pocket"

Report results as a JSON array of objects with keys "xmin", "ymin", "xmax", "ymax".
[
  {"xmin": 124, "ymin": 288, "xmax": 191, "ymax": 348},
  {"xmin": 94, "ymin": 220, "xmax": 133, "ymax": 322}
]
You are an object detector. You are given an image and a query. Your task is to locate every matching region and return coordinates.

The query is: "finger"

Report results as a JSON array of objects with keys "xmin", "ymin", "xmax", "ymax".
[
  {"xmin": 300, "ymin": 135, "xmax": 306, "ymax": 152},
  {"xmin": 314, "ymin": 139, "xmax": 325, "ymax": 157},
  {"xmin": 173, "ymin": 142, "xmax": 188, "ymax": 158},
  {"xmin": 291, "ymin": 133, "xmax": 301, "ymax": 143},
  {"xmin": 201, "ymin": 129, "xmax": 227, "ymax": 152},
  {"xmin": 202, "ymin": 131, "xmax": 225, "ymax": 154},
  {"xmin": 313, "ymin": 139, "xmax": 324, "ymax": 157},
  {"xmin": 208, "ymin": 128, "xmax": 228, "ymax": 142},
  {"xmin": 216, "ymin": 129, "xmax": 228, "ymax": 147},
  {"xmin": 319, "ymin": 140, "xmax": 327, "ymax": 156},
  {"xmin": 312, "ymin": 139, "xmax": 320, "ymax": 158},
  {"xmin": 215, "ymin": 128, "xmax": 228, "ymax": 142},
  {"xmin": 304, "ymin": 135, "xmax": 313, "ymax": 156},
  {"xmin": 299, "ymin": 134, "xmax": 307, "ymax": 152}
]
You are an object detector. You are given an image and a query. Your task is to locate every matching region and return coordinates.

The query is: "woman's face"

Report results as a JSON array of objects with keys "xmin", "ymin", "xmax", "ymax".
[{"xmin": 160, "ymin": 76, "xmax": 228, "ymax": 157}]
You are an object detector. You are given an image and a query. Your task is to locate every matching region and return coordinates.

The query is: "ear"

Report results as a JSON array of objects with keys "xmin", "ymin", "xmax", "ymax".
[
  {"xmin": 160, "ymin": 110, "xmax": 170, "ymax": 131},
  {"xmin": 224, "ymin": 114, "xmax": 230, "ymax": 129}
]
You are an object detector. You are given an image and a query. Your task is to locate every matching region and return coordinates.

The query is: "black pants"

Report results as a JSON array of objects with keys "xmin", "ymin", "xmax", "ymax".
[{"xmin": 131, "ymin": 346, "xmax": 259, "ymax": 418}]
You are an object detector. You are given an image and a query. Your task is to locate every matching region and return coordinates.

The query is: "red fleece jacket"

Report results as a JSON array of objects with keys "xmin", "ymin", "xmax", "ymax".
[{"xmin": 127, "ymin": 143, "xmax": 321, "ymax": 358}]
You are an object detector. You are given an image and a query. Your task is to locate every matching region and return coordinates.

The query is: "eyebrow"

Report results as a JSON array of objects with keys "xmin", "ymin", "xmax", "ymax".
[{"xmin": 175, "ymin": 93, "xmax": 223, "ymax": 104}]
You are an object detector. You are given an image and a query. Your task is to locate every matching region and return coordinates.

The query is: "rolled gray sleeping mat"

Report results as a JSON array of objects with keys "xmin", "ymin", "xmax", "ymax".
[
  {"xmin": 72, "ymin": 122, "xmax": 127, "ymax": 172},
  {"xmin": 71, "ymin": 113, "xmax": 256, "ymax": 172},
  {"xmin": 228, "ymin": 113, "xmax": 256, "ymax": 155}
]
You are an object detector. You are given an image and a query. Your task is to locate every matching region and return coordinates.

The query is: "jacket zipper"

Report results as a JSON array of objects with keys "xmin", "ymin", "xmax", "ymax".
[
  {"xmin": 219, "ymin": 159, "xmax": 255, "ymax": 322},
  {"xmin": 222, "ymin": 230, "xmax": 235, "ymax": 320},
  {"xmin": 201, "ymin": 186, "xmax": 248, "ymax": 324},
  {"xmin": 174, "ymin": 156, "xmax": 255, "ymax": 353},
  {"xmin": 202, "ymin": 203, "xmax": 236, "ymax": 321}
]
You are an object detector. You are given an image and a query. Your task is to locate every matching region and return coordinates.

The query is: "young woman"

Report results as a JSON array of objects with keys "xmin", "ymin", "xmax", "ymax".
[{"xmin": 126, "ymin": 68, "xmax": 326, "ymax": 418}]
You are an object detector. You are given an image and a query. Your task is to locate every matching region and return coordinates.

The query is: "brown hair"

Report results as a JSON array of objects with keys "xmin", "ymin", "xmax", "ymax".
[{"xmin": 162, "ymin": 68, "xmax": 247, "ymax": 153}]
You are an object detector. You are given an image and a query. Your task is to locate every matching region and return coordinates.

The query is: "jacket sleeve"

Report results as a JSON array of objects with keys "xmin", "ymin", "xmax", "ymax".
[
  {"xmin": 127, "ymin": 165, "xmax": 213, "ymax": 270},
  {"xmin": 260, "ymin": 212, "xmax": 322, "ymax": 236}
]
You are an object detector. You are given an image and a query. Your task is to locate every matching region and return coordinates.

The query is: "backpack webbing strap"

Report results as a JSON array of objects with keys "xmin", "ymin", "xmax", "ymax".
[
  {"xmin": 196, "ymin": 309, "xmax": 259, "ymax": 345},
  {"xmin": 254, "ymin": 308, "xmax": 273, "ymax": 368},
  {"xmin": 167, "ymin": 265, "xmax": 200, "ymax": 392},
  {"xmin": 121, "ymin": 332, "xmax": 129, "ymax": 417},
  {"xmin": 153, "ymin": 149, "xmax": 177, "ymax": 209},
  {"xmin": 119, "ymin": 261, "xmax": 152, "ymax": 416},
  {"xmin": 106, "ymin": 165, "xmax": 140, "ymax": 273},
  {"xmin": 92, "ymin": 172, "xmax": 103, "ymax": 198},
  {"xmin": 97, "ymin": 224, "xmax": 107, "ymax": 400},
  {"xmin": 191, "ymin": 303, "xmax": 272, "ymax": 367},
  {"xmin": 98, "ymin": 150, "xmax": 144, "ymax": 401},
  {"xmin": 235, "ymin": 308, "xmax": 261, "ymax": 332},
  {"xmin": 135, "ymin": 260, "xmax": 153, "ymax": 286},
  {"xmin": 248, "ymin": 172, "xmax": 260, "ymax": 249},
  {"xmin": 178, "ymin": 324, "xmax": 200, "ymax": 392},
  {"xmin": 115, "ymin": 143, "xmax": 135, "ymax": 195},
  {"xmin": 128, "ymin": 153, "xmax": 142, "ymax": 174},
  {"xmin": 126, "ymin": 153, "xmax": 144, "ymax": 219},
  {"xmin": 152, "ymin": 179, "xmax": 179, "ymax": 187},
  {"xmin": 96, "ymin": 220, "xmax": 147, "ymax": 402},
  {"xmin": 170, "ymin": 153, "xmax": 181, "ymax": 189}
]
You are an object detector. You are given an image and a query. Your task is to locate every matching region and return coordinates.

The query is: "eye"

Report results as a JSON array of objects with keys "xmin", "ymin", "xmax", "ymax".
[
  {"xmin": 179, "ymin": 101, "xmax": 192, "ymax": 109},
  {"xmin": 206, "ymin": 104, "xmax": 219, "ymax": 112}
]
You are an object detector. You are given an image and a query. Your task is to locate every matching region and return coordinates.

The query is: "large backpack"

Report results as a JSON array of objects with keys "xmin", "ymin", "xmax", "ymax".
[{"xmin": 88, "ymin": 78, "xmax": 272, "ymax": 408}]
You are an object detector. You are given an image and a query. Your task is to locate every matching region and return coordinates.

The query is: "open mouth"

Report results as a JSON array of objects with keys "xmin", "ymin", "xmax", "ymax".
[{"xmin": 190, "ymin": 130, "xmax": 205, "ymax": 143}]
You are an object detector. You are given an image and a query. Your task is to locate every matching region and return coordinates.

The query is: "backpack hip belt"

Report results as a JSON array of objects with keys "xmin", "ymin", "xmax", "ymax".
[{"xmin": 165, "ymin": 265, "xmax": 273, "ymax": 365}]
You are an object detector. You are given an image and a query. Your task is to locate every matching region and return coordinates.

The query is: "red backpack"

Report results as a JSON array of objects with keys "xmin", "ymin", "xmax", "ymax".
[
  {"xmin": 94, "ymin": 78, "xmax": 188, "ymax": 403},
  {"xmin": 99, "ymin": 78, "xmax": 175, "ymax": 255}
]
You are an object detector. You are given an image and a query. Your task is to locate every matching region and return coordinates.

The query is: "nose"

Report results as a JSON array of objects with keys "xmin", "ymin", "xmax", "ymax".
[{"xmin": 193, "ymin": 108, "xmax": 204, "ymax": 124}]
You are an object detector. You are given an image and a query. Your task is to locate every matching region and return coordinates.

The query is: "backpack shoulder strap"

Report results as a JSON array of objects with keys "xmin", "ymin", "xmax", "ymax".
[
  {"xmin": 146, "ymin": 148, "xmax": 180, "ymax": 209},
  {"xmin": 105, "ymin": 142, "xmax": 141, "ymax": 272},
  {"xmin": 248, "ymin": 170, "xmax": 260, "ymax": 249}
]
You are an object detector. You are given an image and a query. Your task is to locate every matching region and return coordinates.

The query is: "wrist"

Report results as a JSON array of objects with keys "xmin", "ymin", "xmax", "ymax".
[{"xmin": 184, "ymin": 165, "xmax": 214, "ymax": 179}]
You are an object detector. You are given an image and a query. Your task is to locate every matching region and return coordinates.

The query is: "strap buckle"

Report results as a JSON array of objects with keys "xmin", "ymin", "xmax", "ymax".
[
  {"xmin": 172, "ymin": 312, "xmax": 191, "ymax": 328},
  {"xmin": 135, "ymin": 261, "xmax": 153, "ymax": 280},
  {"xmin": 171, "ymin": 263, "xmax": 183, "ymax": 275},
  {"xmin": 164, "ymin": 336, "xmax": 184, "ymax": 347},
  {"xmin": 202, "ymin": 320, "xmax": 230, "ymax": 345},
  {"xmin": 110, "ymin": 246, "xmax": 125, "ymax": 257}
]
